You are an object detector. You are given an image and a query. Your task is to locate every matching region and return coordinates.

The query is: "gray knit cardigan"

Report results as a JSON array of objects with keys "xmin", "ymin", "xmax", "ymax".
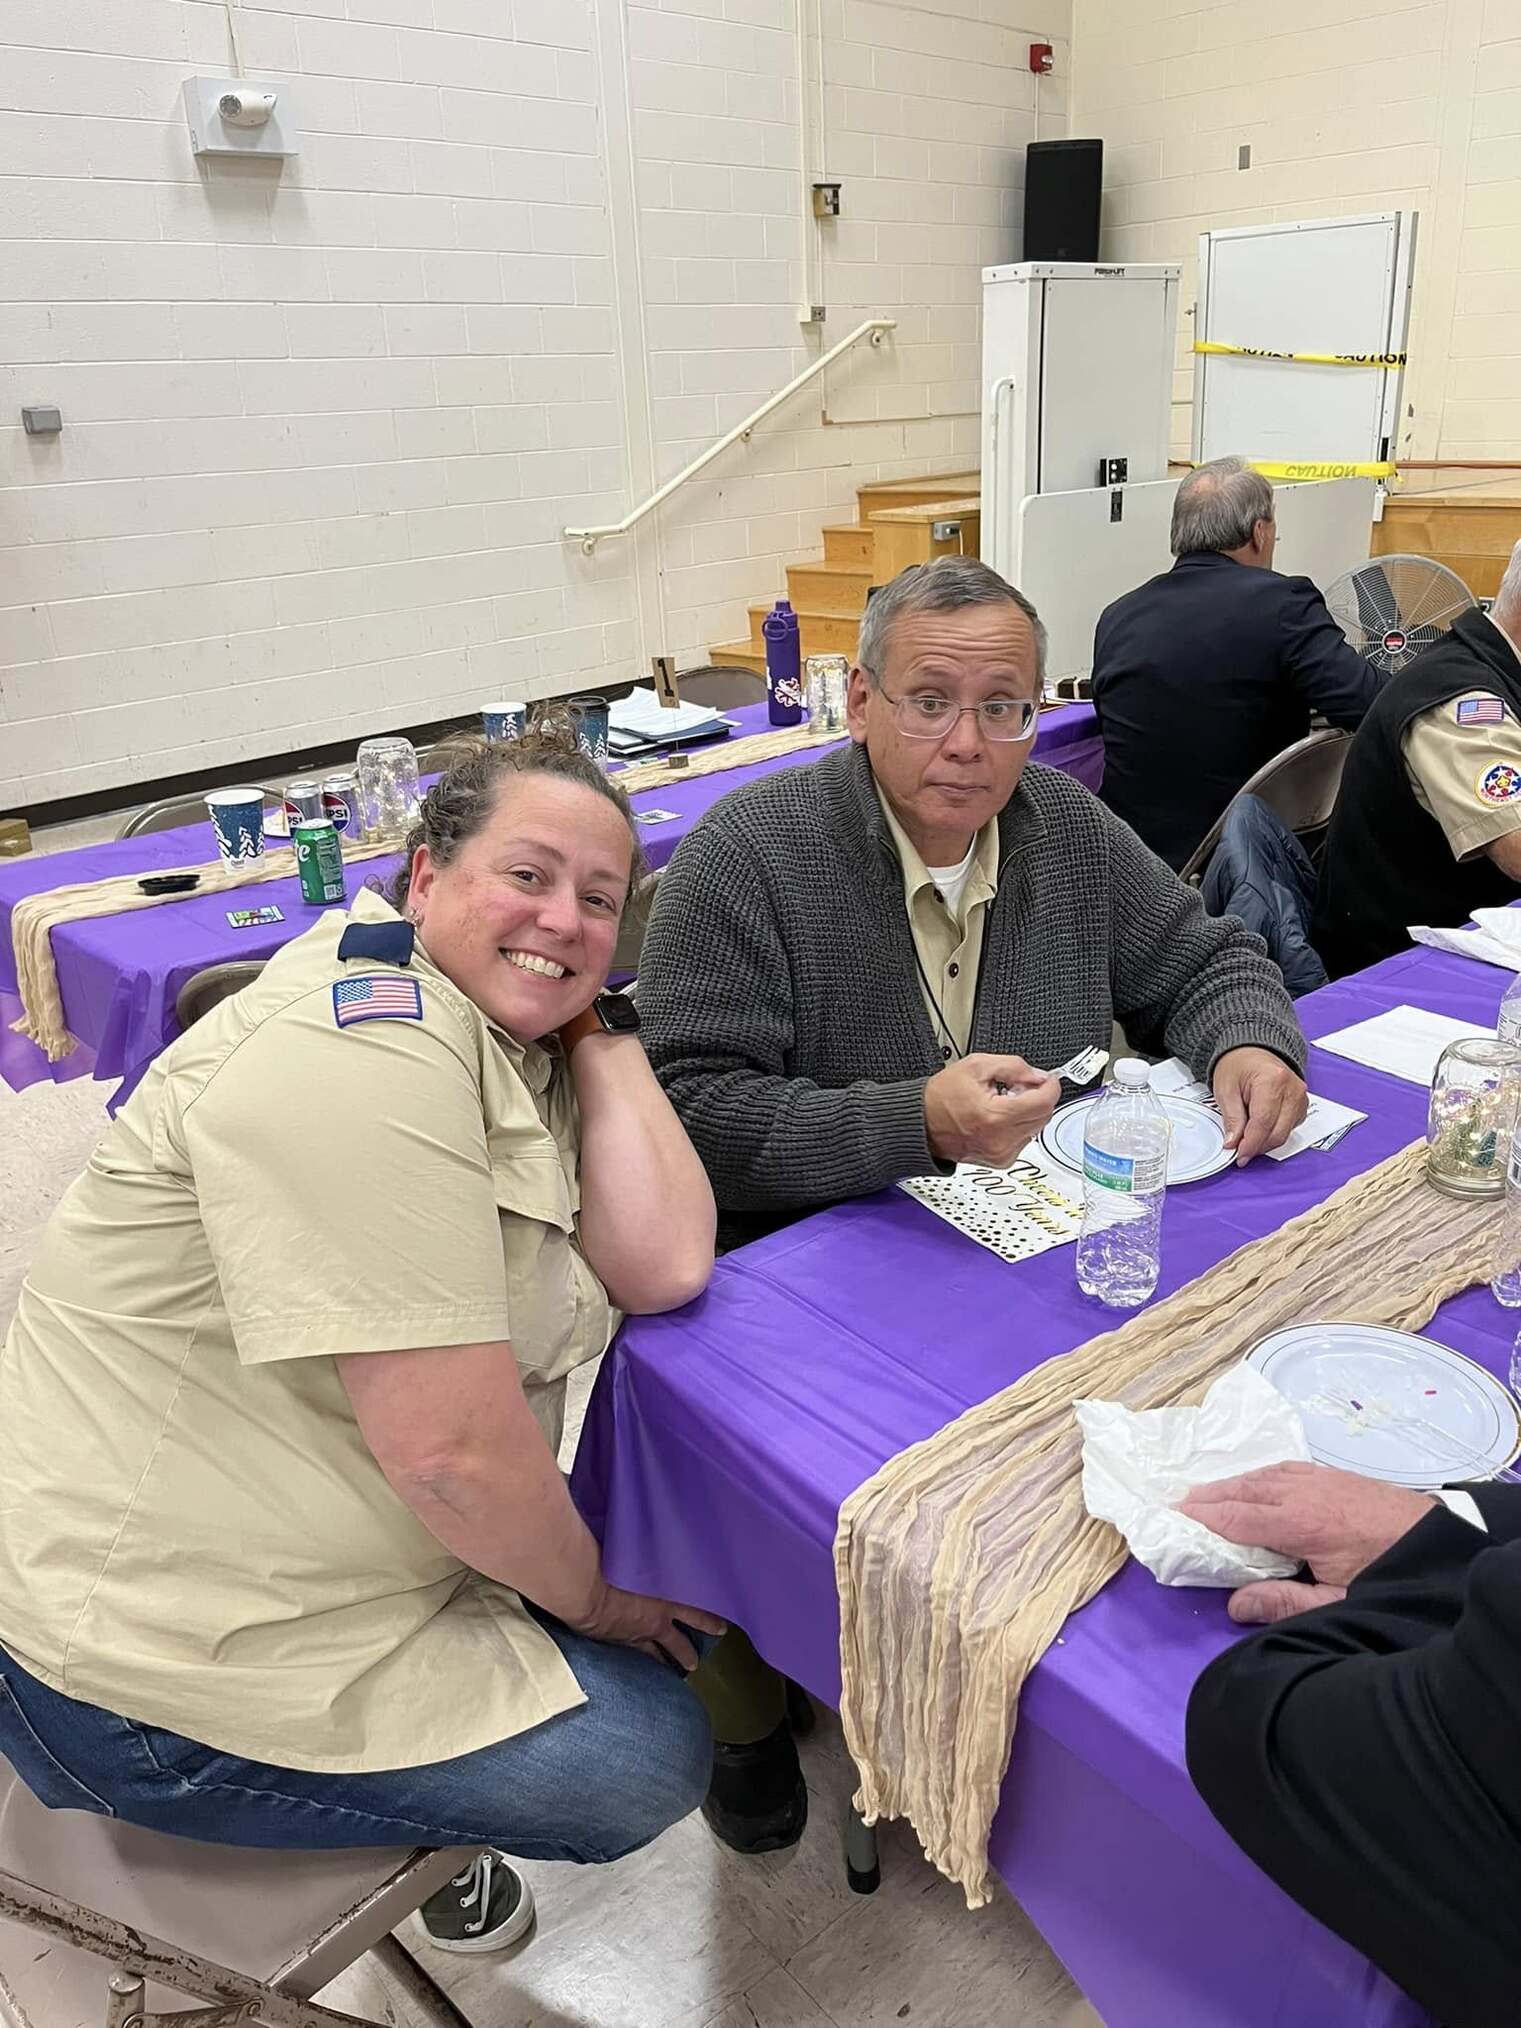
[{"xmin": 638, "ymin": 741, "xmax": 1307, "ymax": 1217}]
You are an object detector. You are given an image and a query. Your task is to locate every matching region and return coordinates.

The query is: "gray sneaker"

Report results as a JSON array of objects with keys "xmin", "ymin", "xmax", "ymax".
[{"xmin": 420, "ymin": 1850, "xmax": 536, "ymax": 1954}]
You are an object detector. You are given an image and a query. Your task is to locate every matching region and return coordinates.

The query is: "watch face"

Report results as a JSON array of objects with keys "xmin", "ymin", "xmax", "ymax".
[{"xmin": 597, "ymin": 992, "xmax": 642, "ymax": 1034}]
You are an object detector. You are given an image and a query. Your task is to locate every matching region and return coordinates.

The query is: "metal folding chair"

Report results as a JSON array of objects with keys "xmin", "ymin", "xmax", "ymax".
[
  {"xmin": 0, "ymin": 1755, "xmax": 481, "ymax": 2027},
  {"xmin": 174, "ymin": 962, "xmax": 266, "ymax": 1031},
  {"xmin": 1177, "ymin": 727, "xmax": 1353, "ymax": 888}
]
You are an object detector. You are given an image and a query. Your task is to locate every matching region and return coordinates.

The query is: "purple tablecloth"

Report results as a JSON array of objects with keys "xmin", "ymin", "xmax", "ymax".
[
  {"xmin": 571, "ymin": 939, "xmax": 1516, "ymax": 2028},
  {"xmin": 0, "ymin": 701, "xmax": 1100, "ymax": 1100}
]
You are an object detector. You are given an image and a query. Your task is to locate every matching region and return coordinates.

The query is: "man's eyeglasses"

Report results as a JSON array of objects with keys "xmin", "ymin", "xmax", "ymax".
[{"xmin": 878, "ymin": 688, "xmax": 1039, "ymax": 743}]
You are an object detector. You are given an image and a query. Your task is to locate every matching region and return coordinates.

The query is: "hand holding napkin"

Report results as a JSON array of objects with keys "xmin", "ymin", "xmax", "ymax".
[{"xmin": 1075, "ymin": 1364, "xmax": 1312, "ymax": 1586}]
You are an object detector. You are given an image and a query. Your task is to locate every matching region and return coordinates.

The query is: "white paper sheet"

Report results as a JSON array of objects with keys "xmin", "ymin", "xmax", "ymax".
[
  {"xmin": 1312, "ymin": 1005, "xmax": 1497, "ymax": 1086},
  {"xmin": 1147, "ymin": 1058, "xmax": 1365, "ymax": 1157},
  {"xmin": 1264, "ymin": 1092, "xmax": 1368, "ymax": 1161},
  {"xmin": 610, "ymin": 687, "xmax": 725, "ymax": 738}
]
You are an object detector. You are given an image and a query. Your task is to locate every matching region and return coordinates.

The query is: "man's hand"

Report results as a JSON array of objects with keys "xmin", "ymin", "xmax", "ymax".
[
  {"xmin": 924, "ymin": 1054, "xmax": 1061, "ymax": 1168},
  {"xmin": 1212, "ymin": 1047, "xmax": 1308, "ymax": 1164},
  {"xmin": 1179, "ymin": 1461, "xmax": 1436, "ymax": 1626}
]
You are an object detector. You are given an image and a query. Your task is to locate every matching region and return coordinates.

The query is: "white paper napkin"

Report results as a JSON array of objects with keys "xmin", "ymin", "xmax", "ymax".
[
  {"xmin": 1410, "ymin": 907, "xmax": 1521, "ymax": 973},
  {"xmin": 1146, "ymin": 1058, "xmax": 1365, "ymax": 1157},
  {"xmin": 1312, "ymin": 1005, "xmax": 1496, "ymax": 1085},
  {"xmin": 1075, "ymin": 1364, "xmax": 1311, "ymax": 1587}
]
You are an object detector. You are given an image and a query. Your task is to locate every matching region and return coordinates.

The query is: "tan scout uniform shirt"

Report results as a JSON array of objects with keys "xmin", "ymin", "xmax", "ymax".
[
  {"xmin": 0, "ymin": 888, "xmax": 610, "ymax": 1773},
  {"xmin": 875, "ymin": 786, "xmax": 999, "ymax": 1061},
  {"xmin": 1402, "ymin": 614, "xmax": 1521, "ymax": 860}
]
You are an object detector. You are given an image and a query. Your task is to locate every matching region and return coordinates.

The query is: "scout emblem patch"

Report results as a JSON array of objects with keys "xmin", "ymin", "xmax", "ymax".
[
  {"xmin": 1476, "ymin": 762, "xmax": 1521, "ymax": 806},
  {"xmin": 333, "ymin": 976, "xmax": 424, "ymax": 1026},
  {"xmin": 1456, "ymin": 697, "xmax": 1508, "ymax": 726}
]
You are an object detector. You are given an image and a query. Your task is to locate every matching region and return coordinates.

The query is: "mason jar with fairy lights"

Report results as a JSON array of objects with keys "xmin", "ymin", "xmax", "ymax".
[{"xmin": 1426, "ymin": 1037, "xmax": 1521, "ymax": 1199}]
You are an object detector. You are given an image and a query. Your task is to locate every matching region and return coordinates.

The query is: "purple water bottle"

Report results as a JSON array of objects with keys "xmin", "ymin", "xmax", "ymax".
[{"xmin": 762, "ymin": 598, "xmax": 803, "ymax": 726}]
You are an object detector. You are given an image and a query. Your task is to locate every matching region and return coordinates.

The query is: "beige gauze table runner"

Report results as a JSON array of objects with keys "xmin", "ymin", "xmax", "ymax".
[
  {"xmin": 10, "ymin": 836, "xmax": 402, "ymax": 1063},
  {"xmin": 835, "ymin": 1140, "xmax": 1501, "ymax": 1908}
]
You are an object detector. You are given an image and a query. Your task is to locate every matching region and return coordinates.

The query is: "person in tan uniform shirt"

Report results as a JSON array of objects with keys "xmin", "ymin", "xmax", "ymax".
[
  {"xmin": 0, "ymin": 728, "xmax": 721, "ymax": 1953},
  {"xmin": 1401, "ymin": 614, "xmax": 1521, "ymax": 863}
]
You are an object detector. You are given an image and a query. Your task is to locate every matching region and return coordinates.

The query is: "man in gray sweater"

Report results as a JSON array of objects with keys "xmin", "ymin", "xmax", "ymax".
[
  {"xmin": 642, "ymin": 555, "xmax": 1307, "ymax": 1227},
  {"xmin": 638, "ymin": 555, "xmax": 1309, "ymax": 1853}
]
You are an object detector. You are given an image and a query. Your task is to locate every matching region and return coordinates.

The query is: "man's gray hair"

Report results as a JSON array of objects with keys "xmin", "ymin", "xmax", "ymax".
[
  {"xmin": 1170, "ymin": 456, "xmax": 1275, "ymax": 558},
  {"xmin": 856, "ymin": 555, "xmax": 1048, "ymax": 687}
]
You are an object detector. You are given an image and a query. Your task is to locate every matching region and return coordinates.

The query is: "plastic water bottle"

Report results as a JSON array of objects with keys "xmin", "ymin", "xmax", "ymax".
[
  {"xmin": 1493, "ymin": 1121, "xmax": 1521, "ymax": 1306},
  {"xmin": 762, "ymin": 599, "xmax": 803, "ymax": 726},
  {"xmin": 1076, "ymin": 1060, "xmax": 1170, "ymax": 1309},
  {"xmin": 1499, "ymin": 972, "xmax": 1521, "ymax": 1049}
]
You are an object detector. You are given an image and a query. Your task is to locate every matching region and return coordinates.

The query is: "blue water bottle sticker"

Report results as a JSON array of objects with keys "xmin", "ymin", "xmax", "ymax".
[{"xmin": 1083, "ymin": 1142, "xmax": 1135, "ymax": 1193}]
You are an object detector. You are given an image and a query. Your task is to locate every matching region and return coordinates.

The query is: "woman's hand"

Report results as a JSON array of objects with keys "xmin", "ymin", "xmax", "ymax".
[{"xmin": 569, "ymin": 1580, "xmax": 726, "ymax": 1671}]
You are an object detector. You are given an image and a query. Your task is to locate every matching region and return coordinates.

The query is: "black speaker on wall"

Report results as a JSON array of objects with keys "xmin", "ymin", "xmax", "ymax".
[{"xmin": 1023, "ymin": 138, "xmax": 1103, "ymax": 262}]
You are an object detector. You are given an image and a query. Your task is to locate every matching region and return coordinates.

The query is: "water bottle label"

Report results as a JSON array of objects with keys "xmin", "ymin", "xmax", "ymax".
[
  {"xmin": 1510, "ymin": 1143, "xmax": 1521, "ymax": 1190},
  {"xmin": 1083, "ymin": 1143, "xmax": 1137, "ymax": 1192},
  {"xmin": 1083, "ymin": 1141, "xmax": 1165, "ymax": 1194}
]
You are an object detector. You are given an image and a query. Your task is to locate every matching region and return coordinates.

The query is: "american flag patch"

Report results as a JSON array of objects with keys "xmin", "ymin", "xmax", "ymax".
[
  {"xmin": 332, "ymin": 976, "xmax": 424, "ymax": 1027},
  {"xmin": 1457, "ymin": 696, "xmax": 1507, "ymax": 726}
]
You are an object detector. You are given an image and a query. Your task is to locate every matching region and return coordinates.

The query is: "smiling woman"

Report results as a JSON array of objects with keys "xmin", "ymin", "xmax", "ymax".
[{"xmin": 0, "ymin": 724, "xmax": 720, "ymax": 1954}]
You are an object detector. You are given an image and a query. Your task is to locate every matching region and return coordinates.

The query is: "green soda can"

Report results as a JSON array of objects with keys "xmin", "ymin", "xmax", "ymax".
[{"xmin": 293, "ymin": 817, "xmax": 346, "ymax": 905}]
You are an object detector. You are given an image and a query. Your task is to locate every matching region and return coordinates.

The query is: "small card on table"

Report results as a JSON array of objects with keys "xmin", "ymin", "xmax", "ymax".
[{"xmin": 226, "ymin": 904, "xmax": 284, "ymax": 928}]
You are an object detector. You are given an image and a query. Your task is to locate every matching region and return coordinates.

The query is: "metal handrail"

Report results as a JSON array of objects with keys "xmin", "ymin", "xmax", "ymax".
[{"xmin": 563, "ymin": 317, "xmax": 897, "ymax": 554}]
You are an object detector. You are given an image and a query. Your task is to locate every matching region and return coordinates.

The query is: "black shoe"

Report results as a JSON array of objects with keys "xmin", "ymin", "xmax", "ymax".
[
  {"xmin": 701, "ymin": 1716, "xmax": 808, "ymax": 1854},
  {"xmin": 419, "ymin": 1850, "xmax": 535, "ymax": 1954}
]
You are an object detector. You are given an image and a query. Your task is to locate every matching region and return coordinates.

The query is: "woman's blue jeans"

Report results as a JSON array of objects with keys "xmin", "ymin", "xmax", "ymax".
[{"xmin": 0, "ymin": 1616, "xmax": 713, "ymax": 1866}]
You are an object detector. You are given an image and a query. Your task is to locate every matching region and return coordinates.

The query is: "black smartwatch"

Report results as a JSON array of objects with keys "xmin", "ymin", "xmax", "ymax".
[{"xmin": 559, "ymin": 991, "xmax": 641, "ymax": 1053}]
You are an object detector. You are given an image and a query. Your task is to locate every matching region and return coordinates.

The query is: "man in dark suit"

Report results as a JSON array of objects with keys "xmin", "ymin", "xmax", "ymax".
[
  {"xmin": 1313, "ymin": 540, "xmax": 1521, "ymax": 979},
  {"xmin": 1182, "ymin": 1460, "xmax": 1521, "ymax": 2028},
  {"xmin": 1092, "ymin": 457, "xmax": 1379, "ymax": 869}
]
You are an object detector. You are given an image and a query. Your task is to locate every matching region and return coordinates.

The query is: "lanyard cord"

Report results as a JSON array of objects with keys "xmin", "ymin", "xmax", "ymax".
[{"xmin": 909, "ymin": 901, "xmax": 995, "ymax": 1062}]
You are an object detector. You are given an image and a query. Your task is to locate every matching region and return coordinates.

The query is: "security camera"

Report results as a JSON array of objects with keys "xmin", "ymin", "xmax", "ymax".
[{"xmin": 218, "ymin": 88, "xmax": 277, "ymax": 128}]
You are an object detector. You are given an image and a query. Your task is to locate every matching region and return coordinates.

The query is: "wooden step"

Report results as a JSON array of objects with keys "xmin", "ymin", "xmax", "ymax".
[
  {"xmin": 855, "ymin": 469, "xmax": 980, "ymax": 519},
  {"xmin": 866, "ymin": 498, "xmax": 981, "ymax": 578},
  {"xmin": 786, "ymin": 560, "xmax": 876, "ymax": 614},
  {"xmin": 746, "ymin": 605, "xmax": 861, "ymax": 655},
  {"xmin": 823, "ymin": 523, "xmax": 875, "ymax": 566},
  {"xmin": 709, "ymin": 640, "xmax": 766, "ymax": 677}
]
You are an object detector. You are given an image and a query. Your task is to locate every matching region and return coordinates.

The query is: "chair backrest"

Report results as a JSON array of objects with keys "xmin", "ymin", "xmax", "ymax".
[
  {"xmin": 612, "ymin": 868, "xmax": 662, "ymax": 979},
  {"xmin": 117, "ymin": 787, "xmax": 283, "ymax": 842},
  {"xmin": 116, "ymin": 794, "xmax": 215, "ymax": 840},
  {"xmin": 669, "ymin": 664, "xmax": 764, "ymax": 712},
  {"xmin": 175, "ymin": 961, "xmax": 265, "ymax": 1032},
  {"xmin": 1178, "ymin": 728, "xmax": 1353, "ymax": 887}
]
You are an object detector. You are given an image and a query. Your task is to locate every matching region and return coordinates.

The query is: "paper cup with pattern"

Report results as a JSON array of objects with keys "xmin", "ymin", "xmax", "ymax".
[
  {"xmin": 568, "ymin": 694, "xmax": 610, "ymax": 764},
  {"xmin": 482, "ymin": 701, "xmax": 528, "ymax": 743},
  {"xmin": 204, "ymin": 788, "xmax": 266, "ymax": 867}
]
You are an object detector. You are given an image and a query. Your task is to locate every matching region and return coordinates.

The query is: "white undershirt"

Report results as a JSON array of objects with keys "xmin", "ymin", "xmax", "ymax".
[{"xmin": 925, "ymin": 839, "xmax": 978, "ymax": 921}]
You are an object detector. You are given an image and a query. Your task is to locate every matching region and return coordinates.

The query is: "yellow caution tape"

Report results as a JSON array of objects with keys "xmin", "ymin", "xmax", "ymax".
[
  {"xmin": 1249, "ymin": 459, "xmax": 1399, "ymax": 481},
  {"xmin": 1194, "ymin": 340, "xmax": 1408, "ymax": 369}
]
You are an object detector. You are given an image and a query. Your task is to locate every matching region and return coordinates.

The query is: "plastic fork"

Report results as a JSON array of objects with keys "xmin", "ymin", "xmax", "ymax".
[
  {"xmin": 1372, "ymin": 1409, "xmax": 1521, "ymax": 1486},
  {"xmin": 1048, "ymin": 1045, "xmax": 1109, "ymax": 1087}
]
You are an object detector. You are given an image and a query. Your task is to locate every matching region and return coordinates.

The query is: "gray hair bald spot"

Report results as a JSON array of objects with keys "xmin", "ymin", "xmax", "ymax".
[
  {"xmin": 1170, "ymin": 456, "xmax": 1275, "ymax": 558},
  {"xmin": 856, "ymin": 555, "xmax": 1048, "ymax": 689}
]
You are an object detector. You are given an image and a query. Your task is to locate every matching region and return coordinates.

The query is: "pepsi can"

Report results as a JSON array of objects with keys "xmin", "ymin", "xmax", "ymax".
[
  {"xmin": 283, "ymin": 777, "xmax": 325, "ymax": 831},
  {"xmin": 321, "ymin": 772, "xmax": 359, "ymax": 837}
]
